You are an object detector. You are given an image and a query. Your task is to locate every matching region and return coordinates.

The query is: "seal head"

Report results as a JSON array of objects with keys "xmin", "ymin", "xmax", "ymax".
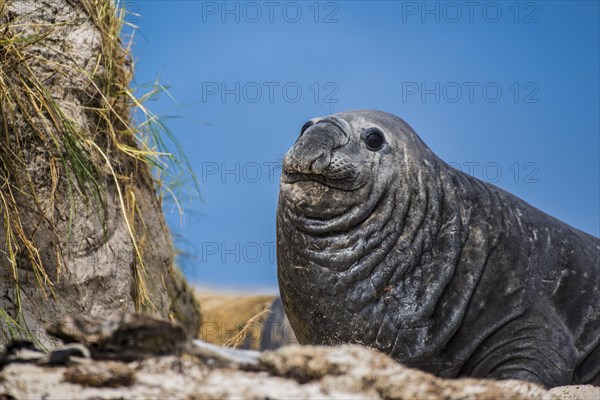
[{"xmin": 280, "ymin": 110, "xmax": 436, "ymax": 239}]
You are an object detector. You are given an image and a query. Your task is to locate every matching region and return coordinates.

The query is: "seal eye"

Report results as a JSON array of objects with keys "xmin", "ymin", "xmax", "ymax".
[
  {"xmin": 364, "ymin": 129, "xmax": 385, "ymax": 151},
  {"xmin": 300, "ymin": 121, "xmax": 314, "ymax": 136}
]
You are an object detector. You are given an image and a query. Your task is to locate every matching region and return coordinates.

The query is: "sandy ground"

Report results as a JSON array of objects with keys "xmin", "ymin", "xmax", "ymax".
[{"xmin": 196, "ymin": 292, "xmax": 276, "ymax": 349}]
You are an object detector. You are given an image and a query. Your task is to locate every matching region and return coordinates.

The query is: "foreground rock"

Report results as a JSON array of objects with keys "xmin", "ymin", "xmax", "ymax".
[
  {"xmin": 2, "ymin": 313, "xmax": 594, "ymax": 399},
  {"xmin": 550, "ymin": 385, "xmax": 600, "ymax": 400},
  {"xmin": 0, "ymin": 344, "xmax": 558, "ymax": 400}
]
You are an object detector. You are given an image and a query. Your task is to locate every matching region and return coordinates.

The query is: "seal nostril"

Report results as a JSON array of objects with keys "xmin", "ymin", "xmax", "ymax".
[{"xmin": 309, "ymin": 151, "xmax": 331, "ymax": 173}]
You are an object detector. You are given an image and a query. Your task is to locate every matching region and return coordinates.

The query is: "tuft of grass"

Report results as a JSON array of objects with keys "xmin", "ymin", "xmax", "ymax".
[{"xmin": 0, "ymin": 1, "xmax": 198, "ymax": 339}]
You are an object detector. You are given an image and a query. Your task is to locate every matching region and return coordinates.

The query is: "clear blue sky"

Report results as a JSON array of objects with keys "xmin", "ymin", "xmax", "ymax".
[{"xmin": 130, "ymin": 1, "xmax": 599, "ymax": 292}]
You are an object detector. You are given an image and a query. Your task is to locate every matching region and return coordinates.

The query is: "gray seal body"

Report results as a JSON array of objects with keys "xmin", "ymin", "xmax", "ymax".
[{"xmin": 276, "ymin": 110, "xmax": 600, "ymax": 388}]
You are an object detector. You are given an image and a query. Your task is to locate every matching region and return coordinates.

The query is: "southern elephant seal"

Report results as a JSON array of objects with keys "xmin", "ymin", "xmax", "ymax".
[{"xmin": 276, "ymin": 110, "xmax": 600, "ymax": 388}]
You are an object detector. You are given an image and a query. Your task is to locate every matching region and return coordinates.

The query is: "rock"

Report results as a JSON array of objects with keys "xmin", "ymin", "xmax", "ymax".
[
  {"xmin": 0, "ymin": 341, "xmax": 559, "ymax": 399},
  {"xmin": 63, "ymin": 361, "xmax": 135, "ymax": 388},
  {"xmin": 43, "ymin": 311, "xmax": 260, "ymax": 367},
  {"xmin": 45, "ymin": 312, "xmax": 188, "ymax": 361},
  {"xmin": 549, "ymin": 385, "xmax": 600, "ymax": 400},
  {"xmin": 261, "ymin": 345, "xmax": 554, "ymax": 400}
]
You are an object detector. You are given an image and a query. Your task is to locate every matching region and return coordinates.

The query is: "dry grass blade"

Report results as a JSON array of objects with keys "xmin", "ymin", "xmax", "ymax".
[{"xmin": 224, "ymin": 307, "xmax": 271, "ymax": 349}]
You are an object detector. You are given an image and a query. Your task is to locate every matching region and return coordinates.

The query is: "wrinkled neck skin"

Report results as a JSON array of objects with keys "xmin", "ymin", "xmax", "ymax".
[{"xmin": 277, "ymin": 137, "xmax": 498, "ymax": 367}]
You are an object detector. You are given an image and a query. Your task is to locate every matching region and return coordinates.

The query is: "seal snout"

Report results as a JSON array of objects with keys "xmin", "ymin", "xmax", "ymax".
[
  {"xmin": 282, "ymin": 120, "xmax": 346, "ymax": 177},
  {"xmin": 283, "ymin": 143, "xmax": 331, "ymax": 176}
]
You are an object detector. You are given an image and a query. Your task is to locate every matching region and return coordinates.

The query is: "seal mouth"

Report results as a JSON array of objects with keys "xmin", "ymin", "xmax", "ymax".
[{"xmin": 281, "ymin": 171, "xmax": 364, "ymax": 191}]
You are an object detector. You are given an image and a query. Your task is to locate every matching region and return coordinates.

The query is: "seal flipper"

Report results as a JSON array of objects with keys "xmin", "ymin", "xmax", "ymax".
[
  {"xmin": 573, "ymin": 341, "xmax": 600, "ymax": 385},
  {"xmin": 463, "ymin": 309, "xmax": 577, "ymax": 388}
]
